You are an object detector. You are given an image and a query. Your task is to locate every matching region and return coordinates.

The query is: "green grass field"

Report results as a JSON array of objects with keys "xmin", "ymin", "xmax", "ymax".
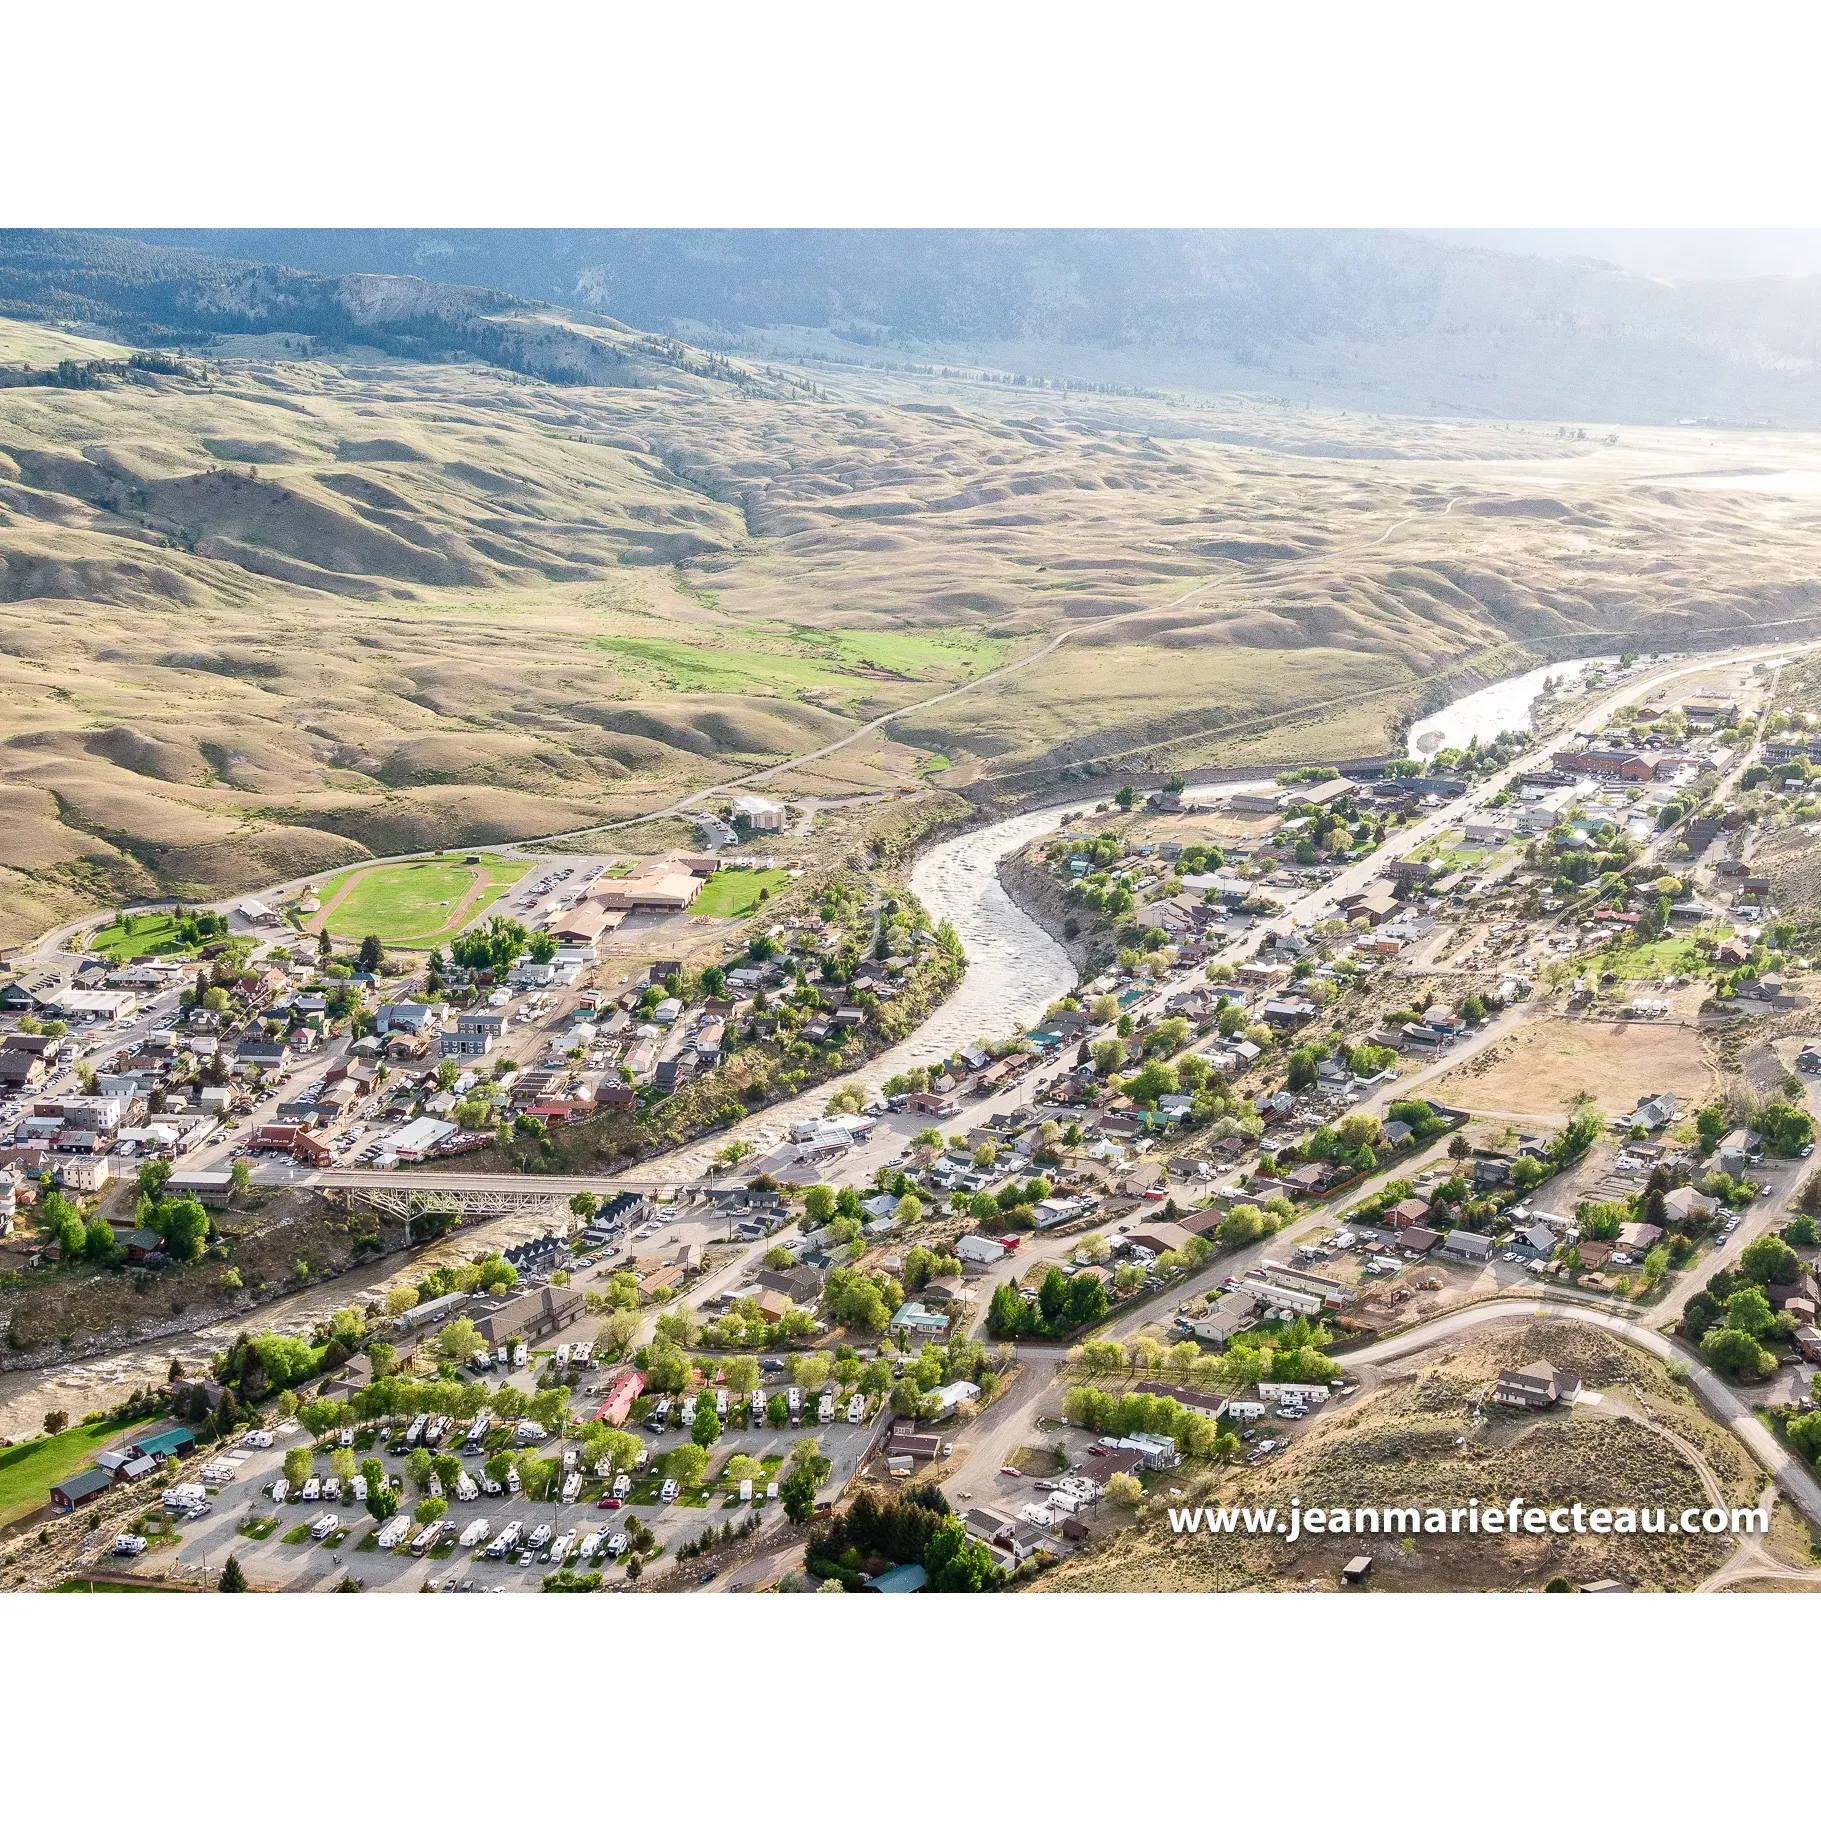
[
  {"xmin": 320, "ymin": 858, "xmax": 532, "ymax": 946},
  {"xmin": 595, "ymin": 625, "xmax": 1008, "ymax": 701},
  {"xmin": 52, "ymin": 1577, "xmax": 178, "ymax": 1593},
  {"xmin": 690, "ymin": 867, "xmax": 792, "ymax": 918},
  {"xmin": 1599, "ymin": 936, "xmax": 1704, "ymax": 980},
  {"xmin": 88, "ymin": 913, "xmax": 203, "ymax": 961},
  {"xmin": 0, "ymin": 1416, "xmax": 135, "ymax": 1527}
]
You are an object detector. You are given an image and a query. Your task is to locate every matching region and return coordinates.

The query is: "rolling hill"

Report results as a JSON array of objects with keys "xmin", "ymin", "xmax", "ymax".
[{"xmin": 5, "ymin": 231, "xmax": 1821, "ymax": 948}]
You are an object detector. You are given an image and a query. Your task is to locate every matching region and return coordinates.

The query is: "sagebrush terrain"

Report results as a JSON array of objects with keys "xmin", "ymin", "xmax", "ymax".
[{"xmin": 8, "ymin": 232, "xmax": 1821, "ymax": 947}]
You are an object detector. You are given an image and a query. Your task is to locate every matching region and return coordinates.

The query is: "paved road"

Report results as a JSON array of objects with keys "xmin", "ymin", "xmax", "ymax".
[{"xmin": 1346, "ymin": 1292, "xmax": 1821, "ymax": 1527}]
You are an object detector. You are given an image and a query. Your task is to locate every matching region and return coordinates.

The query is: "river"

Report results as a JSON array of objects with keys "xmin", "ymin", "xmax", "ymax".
[
  {"xmin": 0, "ymin": 663, "xmax": 1605, "ymax": 1436},
  {"xmin": 1407, "ymin": 656, "xmax": 1620, "ymax": 758}
]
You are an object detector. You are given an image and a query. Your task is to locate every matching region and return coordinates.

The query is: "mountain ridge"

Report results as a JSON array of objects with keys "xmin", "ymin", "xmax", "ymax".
[{"xmin": 64, "ymin": 227, "xmax": 1821, "ymax": 425}]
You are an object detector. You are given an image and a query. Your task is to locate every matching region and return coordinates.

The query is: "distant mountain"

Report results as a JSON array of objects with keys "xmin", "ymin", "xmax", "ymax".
[
  {"xmin": 0, "ymin": 230, "xmax": 649, "ymax": 386},
  {"xmin": 82, "ymin": 227, "xmax": 1821, "ymax": 425}
]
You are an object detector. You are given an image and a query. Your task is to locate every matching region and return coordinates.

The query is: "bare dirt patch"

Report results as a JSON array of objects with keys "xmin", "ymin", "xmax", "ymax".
[{"xmin": 1429, "ymin": 1015, "xmax": 1720, "ymax": 1121}]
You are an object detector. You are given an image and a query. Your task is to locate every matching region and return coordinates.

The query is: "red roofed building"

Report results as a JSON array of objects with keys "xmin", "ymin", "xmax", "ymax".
[{"xmin": 595, "ymin": 1369, "xmax": 646, "ymax": 1426}]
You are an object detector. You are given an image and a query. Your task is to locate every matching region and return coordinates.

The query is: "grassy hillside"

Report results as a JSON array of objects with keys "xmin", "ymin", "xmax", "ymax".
[{"xmin": 5, "ymin": 237, "xmax": 1821, "ymax": 946}]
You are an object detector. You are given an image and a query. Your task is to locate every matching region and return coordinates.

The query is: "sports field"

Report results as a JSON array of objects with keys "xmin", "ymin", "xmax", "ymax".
[
  {"xmin": 316, "ymin": 857, "xmax": 532, "ymax": 946},
  {"xmin": 690, "ymin": 868, "xmax": 792, "ymax": 918}
]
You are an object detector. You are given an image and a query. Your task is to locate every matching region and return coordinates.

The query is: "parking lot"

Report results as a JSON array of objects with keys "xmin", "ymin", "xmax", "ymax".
[{"xmin": 167, "ymin": 1387, "xmax": 886, "ymax": 1591}]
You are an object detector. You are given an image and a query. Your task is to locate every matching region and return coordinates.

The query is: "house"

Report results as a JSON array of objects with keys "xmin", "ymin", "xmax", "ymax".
[
  {"xmin": 374, "ymin": 1002, "xmax": 437, "ymax": 1036},
  {"xmin": 731, "ymin": 794, "xmax": 787, "ymax": 831},
  {"xmin": 1630, "ymin": 1093, "xmax": 1678, "ymax": 1133},
  {"xmin": 1124, "ymin": 1222, "xmax": 1199, "ymax": 1258},
  {"xmin": 97, "ymin": 1450, "xmax": 159, "ymax": 1487},
  {"xmin": 756, "ymin": 1264, "xmax": 822, "ymax": 1305},
  {"xmin": 1616, "ymin": 1221, "xmax": 1663, "ymax": 1253},
  {"xmin": 926, "ymin": 1379, "xmax": 980, "ymax": 1416},
  {"xmin": 1284, "ymin": 1161, "xmax": 1339, "ymax": 1197},
  {"xmin": 49, "ymin": 1469, "xmax": 113, "ymax": 1513},
  {"xmin": 1493, "ymin": 1360, "xmax": 1582, "ymax": 1409},
  {"xmin": 1395, "ymin": 1227, "xmax": 1443, "ymax": 1254},
  {"xmin": 1576, "ymin": 1240, "xmax": 1614, "ymax": 1271},
  {"xmin": 889, "ymin": 1301, "xmax": 950, "ymax": 1337},
  {"xmin": 1183, "ymin": 1292, "xmax": 1260, "ymax": 1344},
  {"xmin": 962, "ymin": 1508, "xmax": 1014, "ymax": 1547},
  {"xmin": 955, "ymin": 1234, "xmax": 1009, "ymax": 1266},
  {"xmin": 129, "ymin": 1426, "xmax": 196, "ymax": 1462},
  {"xmin": 864, "ymin": 1562, "xmax": 928, "ymax": 1592},
  {"xmin": 751, "ymin": 1288, "xmax": 794, "ymax": 1324},
  {"xmin": 1440, "ymin": 1229, "xmax": 1493, "ymax": 1263},
  {"xmin": 1261, "ymin": 997, "xmax": 1316, "ymax": 1029},
  {"xmin": 1258, "ymin": 1380, "xmax": 1331, "ymax": 1406}
]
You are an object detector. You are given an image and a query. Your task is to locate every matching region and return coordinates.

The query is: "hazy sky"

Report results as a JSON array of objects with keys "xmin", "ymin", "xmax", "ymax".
[{"xmin": 1426, "ymin": 230, "xmax": 1821, "ymax": 283}]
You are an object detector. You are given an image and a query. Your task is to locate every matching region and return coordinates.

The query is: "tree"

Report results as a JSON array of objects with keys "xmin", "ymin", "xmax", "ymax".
[
  {"xmin": 569, "ymin": 1190, "xmax": 598, "ymax": 1222},
  {"xmin": 668, "ymin": 1442, "xmax": 708, "ymax": 1485},
  {"xmin": 1724, "ymin": 1286, "xmax": 1776, "ymax": 1338},
  {"xmin": 1106, "ymin": 1472, "xmax": 1145, "ymax": 1511},
  {"xmin": 1740, "ymin": 1233, "xmax": 1802, "ymax": 1286},
  {"xmin": 329, "ymin": 1447, "xmax": 358, "ymax": 1484},
  {"xmin": 229, "ymin": 1157, "xmax": 251, "ymax": 1196},
  {"xmin": 283, "ymin": 1446, "xmax": 313, "ymax": 1491},
  {"xmin": 1786, "ymin": 1213, "xmax": 1821, "ymax": 1248},
  {"xmin": 1701, "ymin": 1324, "xmax": 1775, "ymax": 1379},
  {"xmin": 723, "ymin": 1453, "xmax": 764, "ymax": 1485},
  {"xmin": 987, "ymin": 1282, "xmax": 1032, "ymax": 1339},
  {"xmin": 923, "ymin": 1515, "xmax": 1001, "ymax": 1591},
  {"xmin": 437, "ymin": 1316, "xmax": 482, "ymax": 1364},
  {"xmin": 723, "ymin": 1356, "xmax": 760, "ymax": 1397},
  {"xmin": 692, "ymin": 1401, "xmax": 722, "ymax": 1447},
  {"xmin": 1760, "ymin": 1100, "xmax": 1815, "ymax": 1158},
  {"xmin": 217, "ymin": 1554, "xmax": 249, "ymax": 1592},
  {"xmin": 1067, "ymin": 1272, "xmax": 1108, "ymax": 1326},
  {"xmin": 357, "ymin": 935, "xmax": 384, "ymax": 972},
  {"xmin": 42, "ymin": 1410, "xmax": 68, "ymax": 1436},
  {"xmin": 781, "ymin": 1465, "xmax": 820, "ymax": 1522},
  {"xmin": 803, "ymin": 1184, "xmax": 836, "ymax": 1225},
  {"xmin": 1679, "ymin": 1290, "xmax": 1722, "ymax": 1342}
]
